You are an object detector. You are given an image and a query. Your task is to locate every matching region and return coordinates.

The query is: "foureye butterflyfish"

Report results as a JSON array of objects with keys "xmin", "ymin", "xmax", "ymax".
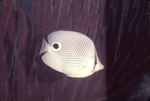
[{"xmin": 39, "ymin": 30, "xmax": 104, "ymax": 78}]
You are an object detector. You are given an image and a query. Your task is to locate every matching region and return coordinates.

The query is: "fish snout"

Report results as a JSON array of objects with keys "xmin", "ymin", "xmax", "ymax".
[{"xmin": 39, "ymin": 39, "xmax": 50, "ymax": 55}]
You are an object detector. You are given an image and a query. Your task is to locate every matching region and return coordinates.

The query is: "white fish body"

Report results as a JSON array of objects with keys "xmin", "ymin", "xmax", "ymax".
[{"xmin": 39, "ymin": 30, "xmax": 104, "ymax": 78}]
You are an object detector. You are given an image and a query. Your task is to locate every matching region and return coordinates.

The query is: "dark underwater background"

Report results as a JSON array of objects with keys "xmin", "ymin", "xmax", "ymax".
[{"xmin": 0, "ymin": 0, "xmax": 149, "ymax": 101}]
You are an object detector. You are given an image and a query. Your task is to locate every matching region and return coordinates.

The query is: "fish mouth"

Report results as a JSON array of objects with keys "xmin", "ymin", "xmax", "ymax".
[
  {"xmin": 39, "ymin": 38, "xmax": 50, "ymax": 55},
  {"xmin": 40, "ymin": 51, "xmax": 48, "ymax": 57}
]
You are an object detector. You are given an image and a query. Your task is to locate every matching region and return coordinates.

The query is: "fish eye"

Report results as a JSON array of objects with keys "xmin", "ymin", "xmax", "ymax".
[
  {"xmin": 53, "ymin": 43, "xmax": 59, "ymax": 49},
  {"xmin": 52, "ymin": 42, "xmax": 62, "ymax": 51}
]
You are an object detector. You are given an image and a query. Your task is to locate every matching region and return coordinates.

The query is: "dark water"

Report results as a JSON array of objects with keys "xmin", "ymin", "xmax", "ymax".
[{"xmin": 0, "ymin": 0, "xmax": 149, "ymax": 101}]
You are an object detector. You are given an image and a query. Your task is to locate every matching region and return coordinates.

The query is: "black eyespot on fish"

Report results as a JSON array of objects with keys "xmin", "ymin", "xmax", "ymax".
[{"xmin": 92, "ymin": 53, "xmax": 98, "ymax": 72}]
